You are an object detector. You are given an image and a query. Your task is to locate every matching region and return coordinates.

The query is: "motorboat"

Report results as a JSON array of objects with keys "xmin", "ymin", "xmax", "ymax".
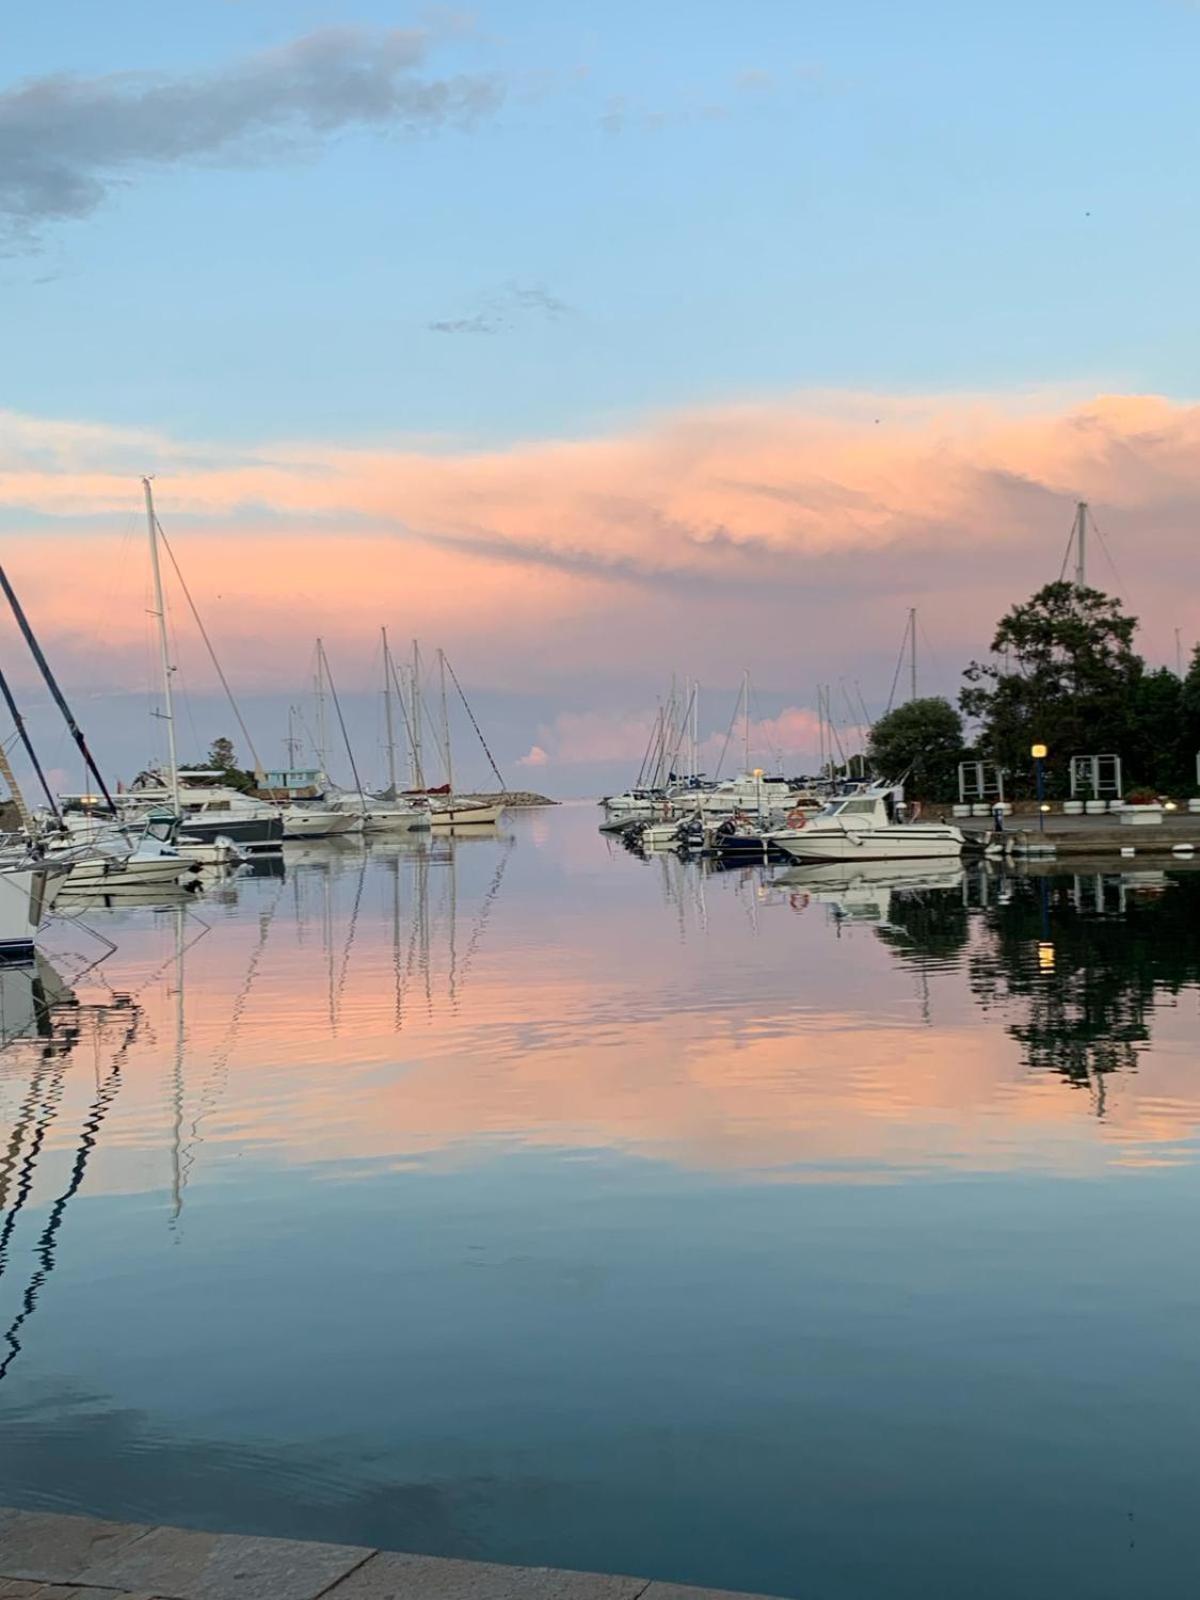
[
  {"xmin": 282, "ymin": 804, "xmax": 362, "ymax": 840},
  {"xmin": 48, "ymin": 808, "xmax": 203, "ymax": 893},
  {"xmin": 775, "ymin": 858, "xmax": 967, "ymax": 925},
  {"xmin": 772, "ymin": 789, "xmax": 966, "ymax": 863}
]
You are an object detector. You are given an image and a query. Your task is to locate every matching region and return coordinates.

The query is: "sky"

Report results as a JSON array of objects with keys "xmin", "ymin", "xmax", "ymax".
[{"xmin": 3, "ymin": 0, "xmax": 1200, "ymax": 795}]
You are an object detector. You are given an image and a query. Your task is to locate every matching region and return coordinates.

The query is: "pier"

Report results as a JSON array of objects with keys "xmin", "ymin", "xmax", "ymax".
[
  {"xmin": 0, "ymin": 1509, "xmax": 779, "ymax": 1600},
  {"xmin": 958, "ymin": 809, "xmax": 1200, "ymax": 859}
]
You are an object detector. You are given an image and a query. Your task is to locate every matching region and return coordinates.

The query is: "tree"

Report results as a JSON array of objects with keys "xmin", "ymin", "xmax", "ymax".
[
  {"xmin": 203, "ymin": 735, "xmax": 255, "ymax": 793},
  {"xmin": 960, "ymin": 581, "xmax": 1142, "ymax": 792},
  {"xmin": 208, "ymin": 736, "xmax": 237, "ymax": 772},
  {"xmin": 1128, "ymin": 668, "xmax": 1186, "ymax": 793},
  {"xmin": 866, "ymin": 696, "xmax": 965, "ymax": 799}
]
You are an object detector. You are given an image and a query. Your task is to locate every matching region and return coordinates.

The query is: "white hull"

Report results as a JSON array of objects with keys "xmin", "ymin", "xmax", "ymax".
[
  {"xmin": 361, "ymin": 809, "xmax": 431, "ymax": 833},
  {"xmin": 774, "ymin": 825, "xmax": 965, "ymax": 863},
  {"xmin": 0, "ymin": 867, "xmax": 57, "ymax": 954},
  {"xmin": 283, "ymin": 809, "xmax": 361, "ymax": 839},
  {"xmin": 428, "ymin": 803, "xmax": 504, "ymax": 827},
  {"xmin": 62, "ymin": 855, "xmax": 197, "ymax": 890}
]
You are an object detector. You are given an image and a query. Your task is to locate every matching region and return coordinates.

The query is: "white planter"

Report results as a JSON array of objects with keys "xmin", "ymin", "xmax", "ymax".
[
  {"xmin": 1063, "ymin": 800, "xmax": 1084, "ymax": 816},
  {"xmin": 952, "ymin": 804, "xmax": 970, "ymax": 818},
  {"xmin": 1188, "ymin": 798, "xmax": 1200, "ymax": 815},
  {"xmin": 1120, "ymin": 804, "xmax": 1164, "ymax": 826},
  {"xmin": 1084, "ymin": 799, "xmax": 1108, "ymax": 815}
]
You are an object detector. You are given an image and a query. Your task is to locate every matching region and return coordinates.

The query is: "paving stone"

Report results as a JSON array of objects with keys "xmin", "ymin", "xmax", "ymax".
[
  {"xmin": 324, "ymin": 1552, "xmax": 648, "ymax": 1600},
  {"xmin": 77, "ymin": 1527, "xmax": 372, "ymax": 1600},
  {"xmin": 0, "ymin": 1510, "xmax": 152, "ymax": 1584}
]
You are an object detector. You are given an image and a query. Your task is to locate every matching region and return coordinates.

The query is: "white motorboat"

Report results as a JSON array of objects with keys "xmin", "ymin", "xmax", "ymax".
[
  {"xmin": 282, "ymin": 805, "xmax": 362, "ymax": 839},
  {"xmin": 772, "ymin": 790, "xmax": 966, "ymax": 863},
  {"xmin": 50, "ymin": 810, "xmax": 203, "ymax": 893}
]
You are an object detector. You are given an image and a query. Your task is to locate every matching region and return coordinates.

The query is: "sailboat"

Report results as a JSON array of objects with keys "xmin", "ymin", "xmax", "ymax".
[
  {"xmin": 312, "ymin": 638, "xmax": 430, "ymax": 834},
  {"xmin": 408, "ymin": 644, "xmax": 506, "ymax": 827}
]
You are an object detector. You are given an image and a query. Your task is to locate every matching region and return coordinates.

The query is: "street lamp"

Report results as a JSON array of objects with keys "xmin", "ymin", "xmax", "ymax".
[{"xmin": 1031, "ymin": 743, "xmax": 1048, "ymax": 831}]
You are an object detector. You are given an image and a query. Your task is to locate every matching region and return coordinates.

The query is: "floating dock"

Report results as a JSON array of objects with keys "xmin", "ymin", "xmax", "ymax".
[
  {"xmin": 960, "ymin": 814, "xmax": 1200, "ymax": 859},
  {"xmin": 0, "ymin": 1507, "xmax": 780, "ymax": 1600}
]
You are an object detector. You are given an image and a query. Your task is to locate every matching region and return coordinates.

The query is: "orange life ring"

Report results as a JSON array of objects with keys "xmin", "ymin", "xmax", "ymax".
[
  {"xmin": 787, "ymin": 808, "xmax": 807, "ymax": 829},
  {"xmin": 789, "ymin": 891, "xmax": 810, "ymax": 911}
]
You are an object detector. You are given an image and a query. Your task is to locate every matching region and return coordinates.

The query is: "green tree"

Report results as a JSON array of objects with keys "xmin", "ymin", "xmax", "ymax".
[
  {"xmin": 866, "ymin": 696, "xmax": 965, "ymax": 799},
  {"xmin": 1128, "ymin": 668, "xmax": 1185, "ymax": 792},
  {"xmin": 1179, "ymin": 644, "xmax": 1200, "ymax": 791},
  {"xmin": 960, "ymin": 581, "xmax": 1142, "ymax": 792},
  {"xmin": 208, "ymin": 736, "xmax": 237, "ymax": 772}
]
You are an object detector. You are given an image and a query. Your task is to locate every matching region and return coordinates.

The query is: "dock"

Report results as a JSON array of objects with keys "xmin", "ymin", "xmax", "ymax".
[
  {"xmin": 958, "ymin": 811, "xmax": 1200, "ymax": 859},
  {"xmin": 0, "ymin": 1508, "xmax": 780, "ymax": 1600}
]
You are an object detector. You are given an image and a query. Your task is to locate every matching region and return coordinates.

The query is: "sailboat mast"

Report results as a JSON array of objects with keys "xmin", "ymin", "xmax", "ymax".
[
  {"xmin": 143, "ymin": 478, "xmax": 180, "ymax": 816},
  {"xmin": 437, "ymin": 648, "xmax": 454, "ymax": 792},
  {"xmin": 1074, "ymin": 500, "xmax": 1088, "ymax": 588},
  {"xmin": 319, "ymin": 639, "xmax": 367, "ymax": 809},
  {"xmin": 909, "ymin": 607, "xmax": 918, "ymax": 702},
  {"xmin": 382, "ymin": 627, "xmax": 398, "ymax": 793},
  {"xmin": 314, "ymin": 644, "xmax": 328, "ymax": 778},
  {"xmin": 742, "ymin": 668, "xmax": 750, "ymax": 772},
  {"xmin": 410, "ymin": 640, "xmax": 425, "ymax": 790}
]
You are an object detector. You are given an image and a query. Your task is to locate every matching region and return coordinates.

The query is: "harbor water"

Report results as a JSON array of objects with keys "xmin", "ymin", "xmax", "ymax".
[{"xmin": 1, "ymin": 804, "xmax": 1198, "ymax": 1598}]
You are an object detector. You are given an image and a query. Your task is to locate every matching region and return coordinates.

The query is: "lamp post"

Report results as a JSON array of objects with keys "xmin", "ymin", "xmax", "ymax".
[{"xmin": 1031, "ymin": 743, "xmax": 1048, "ymax": 831}]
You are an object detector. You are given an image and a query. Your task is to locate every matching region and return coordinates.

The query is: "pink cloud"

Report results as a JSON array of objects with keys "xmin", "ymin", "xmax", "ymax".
[
  {"xmin": 516, "ymin": 743, "xmax": 550, "ymax": 767},
  {"xmin": 2, "ymin": 388, "xmax": 1197, "ymax": 706}
]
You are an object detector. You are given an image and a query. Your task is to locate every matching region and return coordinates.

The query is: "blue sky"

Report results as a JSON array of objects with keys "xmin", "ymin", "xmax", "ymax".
[
  {"xmin": 3, "ymin": 2, "xmax": 1200, "ymax": 795},
  {"xmin": 5, "ymin": 0, "xmax": 1199, "ymax": 446}
]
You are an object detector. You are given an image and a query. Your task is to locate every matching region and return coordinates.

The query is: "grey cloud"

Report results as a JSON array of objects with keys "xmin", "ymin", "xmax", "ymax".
[
  {"xmin": 426, "ymin": 280, "xmax": 571, "ymax": 335},
  {"xmin": 0, "ymin": 27, "xmax": 504, "ymax": 247}
]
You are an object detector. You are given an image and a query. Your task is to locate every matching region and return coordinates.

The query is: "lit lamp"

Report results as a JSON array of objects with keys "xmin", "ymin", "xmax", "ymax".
[
  {"xmin": 753, "ymin": 768, "xmax": 764, "ymax": 822},
  {"xmin": 1031, "ymin": 743, "xmax": 1048, "ymax": 831},
  {"xmin": 1037, "ymin": 940, "xmax": 1056, "ymax": 971}
]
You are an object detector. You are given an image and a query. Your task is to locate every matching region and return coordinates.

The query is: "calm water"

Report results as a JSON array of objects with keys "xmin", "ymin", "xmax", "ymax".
[{"xmin": 2, "ymin": 805, "xmax": 1199, "ymax": 1597}]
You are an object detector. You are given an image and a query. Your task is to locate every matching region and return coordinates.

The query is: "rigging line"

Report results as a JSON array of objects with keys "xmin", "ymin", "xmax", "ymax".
[
  {"xmin": 916, "ymin": 615, "xmax": 947, "ymax": 690},
  {"xmin": 458, "ymin": 838, "xmax": 515, "ymax": 985},
  {"xmin": 0, "ymin": 567, "xmax": 118, "ymax": 816},
  {"xmin": 883, "ymin": 622, "xmax": 908, "ymax": 716},
  {"xmin": 385, "ymin": 651, "xmax": 418, "ymax": 782},
  {"xmin": 1089, "ymin": 514, "xmax": 1133, "ymax": 605},
  {"xmin": 320, "ymin": 643, "xmax": 367, "ymax": 800},
  {"xmin": 0, "ymin": 1050, "xmax": 126, "ymax": 1384},
  {"xmin": 713, "ymin": 684, "xmax": 741, "ymax": 781},
  {"xmin": 0, "ymin": 661, "xmax": 60, "ymax": 822},
  {"xmin": 0, "ymin": 1060, "xmax": 58, "ymax": 1217},
  {"xmin": 335, "ymin": 852, "xmax": 368, "ymax": 1018},
  {"xmin": 0, "ymin": 1068, "xmax": 65, "ymax": 1273},
  {"xmin": 155, "ymin": 519, "xmax": 266, "ymax": 781},
  {"xmin": 178, "ymin": 874, "xmax": 288, "ymax": 1193},
  {"xmin": 442, "ymin": 653, "xmax": 507, "ymax": 792}
]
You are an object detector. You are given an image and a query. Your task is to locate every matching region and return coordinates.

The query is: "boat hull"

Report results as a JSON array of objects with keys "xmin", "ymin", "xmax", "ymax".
[
  {"xmin": 180, "ymin": 815, "xmax": 284, "ymax": 846},
  {"xmin": 283, "ymin": 809, "xmax": 361, "ymax": 839},
  {"xmin": 63, "ymin": 855, "xmax": 198, "ymax": 891},
  {"xmin": 774, "ymin": 825, "xmax": 965, "ymax": 863},
  {"xmin": 428, "ymin": 804, "xmax": 504, "ymax": 827},
  {"xmin": 0, "ymin": 867, "xmax": 58, "ymax": 957}
]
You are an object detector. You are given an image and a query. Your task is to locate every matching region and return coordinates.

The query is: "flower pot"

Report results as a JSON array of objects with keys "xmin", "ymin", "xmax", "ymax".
[
  {"xmin": 1063, "ymin": 800, "xmax": 1084, "ymax": 816},
  {"xmin": 952, "ymin": 804, "xmax": 970, "ymax": 818},
  {"xmin": 1084, "ymin": 799, "xmax": 1108, "ymax": 815},
  {"xmin": 1188, "ymin": 798, "xmax": 1200, "ymax": 815},
  {"xmin": 1120, "ymin": 804, "xmax": 1164, "ymax": 826}
]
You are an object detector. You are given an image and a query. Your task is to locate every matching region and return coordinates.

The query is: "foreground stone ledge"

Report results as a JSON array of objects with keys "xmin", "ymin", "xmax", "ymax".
[{"xmin": 0, "ymin": 1510, "xmax": 785, "ymax": 1600}]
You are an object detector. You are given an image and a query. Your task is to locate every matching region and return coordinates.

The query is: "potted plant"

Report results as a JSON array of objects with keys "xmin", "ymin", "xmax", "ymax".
[{"xmin": 1120, "ymin": 786, "xmax": 1164, "ymax": 826}]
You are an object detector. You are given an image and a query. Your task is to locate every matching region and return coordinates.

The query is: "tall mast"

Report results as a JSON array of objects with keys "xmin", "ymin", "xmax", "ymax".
[
  {"xmin": 437, "ymin": 648, "xmax": 454, "ymax": 792},
  {"xmin": 742, "ymin": 668, "xmax": 750, "ymax": 772},
  {"xmin": 314, "ymin": 645, "xmax": 328, "ymax": 779},
  {"xmin": 410, "ymin": 640, "xmax": 425, "ymax": 790},
  {"xmin": 1074, "ymin": 501, "xmax": 1087, "ymax": 588},
  {"xmin": 909, "ymin": 607, "xmax": 918, "ymax": 702},
  {"xmin": 319, "ymin": 640, "xmax": 367, "ymax": 810},
  {"xmin": 143, "ymin": 478, "xmax": 180, "ymax": 815},
  {"xmin": 285, "ymin": 705, "xmax": 300, "ymax": 769},
  {"xmin": 382, "ymin": 627, "xmax": 398, "ymax": 793}
]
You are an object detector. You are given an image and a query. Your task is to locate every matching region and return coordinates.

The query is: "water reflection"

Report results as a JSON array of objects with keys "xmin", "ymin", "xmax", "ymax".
[{"xmin": 2, "ymin": 813, "xmax": 1200, "ymax": 1597}]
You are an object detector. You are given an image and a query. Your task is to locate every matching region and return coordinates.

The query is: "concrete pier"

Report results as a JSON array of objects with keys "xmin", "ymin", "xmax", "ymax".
[{"xmin": 0, "ymin": 1509, "xmax": 782, "ymax": 1600}]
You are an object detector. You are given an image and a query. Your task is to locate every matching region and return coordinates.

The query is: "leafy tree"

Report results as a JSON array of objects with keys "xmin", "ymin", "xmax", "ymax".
[
  {"xmin": 960, "ymin": 581, "xmax": 1141, "ymax": 792},
  {"xmin": 203, "ymin": 735, "xmax": 255, "ymax": 792},
  {"xmin": 866, "ymin": 696, "xmax": 965, "ymax": 799},
  {"xmin": 208, "ymin": 736, "xmax": 237, "ymax": 772},
  {"xmin": 1128, "ymin": 668, "xmax": 1186, "ymax": 792}
]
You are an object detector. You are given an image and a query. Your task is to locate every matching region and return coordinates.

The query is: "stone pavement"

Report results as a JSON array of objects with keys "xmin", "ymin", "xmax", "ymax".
[{"xmin": 0, "ymin": 1510, "xmax": 782, "ymax": 1600}]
